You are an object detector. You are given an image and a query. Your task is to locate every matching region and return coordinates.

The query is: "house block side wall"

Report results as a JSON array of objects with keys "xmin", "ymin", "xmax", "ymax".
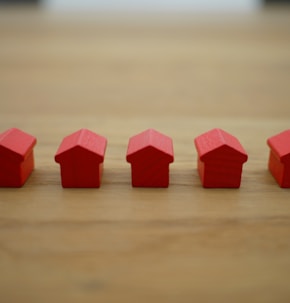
[
  {"xmin": 268, "ymin": 150, "xmax": 285, "ymax": 187},
  {"xmin": 19, "ymin": 150, "xmax": 35, "ymax": 186}
]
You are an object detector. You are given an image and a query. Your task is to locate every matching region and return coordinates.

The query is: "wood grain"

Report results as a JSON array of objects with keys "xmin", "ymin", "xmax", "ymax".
[{"xmin": 0, "ymin": 7, "xmax": 290, "ymax": 303}]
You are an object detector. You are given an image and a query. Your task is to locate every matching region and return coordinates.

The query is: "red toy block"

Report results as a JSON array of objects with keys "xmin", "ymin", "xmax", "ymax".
[
  {"xmin": 194, "ymin": 128, "xmax": 248, "ymax": 188},
  {"xmin": 0, "ymin": 128, "xmax": 37, "ymax": 187},
  {"xmin": 267, "ymin": 129, "xmax": 290, "ymax": 188},
  {"xmin": 126, "ymin": 128, "xmax": 174, "ymax": 187},
  {"xmin": 55, "ymin": 129, "xmax": 107, "ymax": 188}
]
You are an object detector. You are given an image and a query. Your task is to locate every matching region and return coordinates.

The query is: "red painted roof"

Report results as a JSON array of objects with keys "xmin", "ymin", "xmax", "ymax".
[
  {"xmin": 194, "ymin": 128, "xmax": 248, "ymax": 162},
  {"xmin": 0, "ymin": 128, "xmax": 36, "ymax": 161},
  {"xmin": 267, "ymin": 129, "xmax": 290, "ymax": 162},
  {"xmin": 55, "ymin": 129, "xmax": 107, "ymax": 163},
  {"xmin": 126, "ymin": 128, "xmax": 174, "ymax": 163}
]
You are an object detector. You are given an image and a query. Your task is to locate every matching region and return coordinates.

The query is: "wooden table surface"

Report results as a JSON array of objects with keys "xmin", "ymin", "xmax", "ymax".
[{"xmin": 1, "ymin": 7, "xmax": 290, "ymax": 303}]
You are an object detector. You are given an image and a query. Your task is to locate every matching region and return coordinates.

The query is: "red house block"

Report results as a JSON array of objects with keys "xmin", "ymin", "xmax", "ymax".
[
  {"xmin": 194, "ymin": 128, "xmax": 248, "ymax": 188},
  {"xmin": 126, "ymin": 128, "xmax": 174, "ymax": 187},
  {"xmin": 55, "ymin": 129, "xmax": 107, "ymax": 188},
  {"xmin": 0, "ymin": 128, "xmax": 37, "ymax": 187},
  {"xmin": 267, "ymin": 129, "xmax": 290, "ymax": 188}
]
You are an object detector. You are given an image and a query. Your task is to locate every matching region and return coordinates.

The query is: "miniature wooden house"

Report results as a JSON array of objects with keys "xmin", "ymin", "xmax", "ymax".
[
  {"xmin": 194, "ymin": 128, "xmax": 248, "ymax": 188},
  {"xmin": 0, "ymin": 128, "xmax": 37, "ymax": 187},
  {"xmin": 267, "ymin": 129, "xmax": 290, "ymax": 188},
  {"xmin": 126, "ymin": 128, "xmax": 174, "ymax": 187},
  {"xmin": 55, "ymin": 129, "xmax": 107, "ymax": 188}
]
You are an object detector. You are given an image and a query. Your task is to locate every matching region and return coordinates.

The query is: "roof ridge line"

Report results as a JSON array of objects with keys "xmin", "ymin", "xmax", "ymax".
[
  {"xmin": 76, "ymin": 128, "xmax": 87, "ymax": 146},
  {"xmin": 216, "ymin": 128, "xmax": 227, "ymax": 145},
  {"xmin": 148, "ymin": 128, "xmax": 155, "ymax": 146}
]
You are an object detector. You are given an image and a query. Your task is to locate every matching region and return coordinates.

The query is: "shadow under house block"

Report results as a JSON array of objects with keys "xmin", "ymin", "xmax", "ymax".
[
  {"xmin": 0, "ymin": 128, "xmax": 37, "ymax": 187},
  {"xmin": 194, "ymin": 128, "xmax": 248, "ymax": 188},
  {"xmin": 267, "ymin": 129, "xmax": 290, "ymax": 188},
  {"xmin": 126, "ymin": 128, "xmax": 174, "ymax": 187},
  {"xmin": 55, "ymin": 129, "xmax": 107, "ymax": 188}
]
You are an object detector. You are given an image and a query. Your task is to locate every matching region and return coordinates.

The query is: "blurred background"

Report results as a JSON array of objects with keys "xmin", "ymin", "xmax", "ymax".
[
  {"xmin": 0, "ymin": 0, "xmax": 289, "ymax": 11},
  {"xmin": 0, "ymin": 0, "xmax": 289, "ymax": 125}
]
